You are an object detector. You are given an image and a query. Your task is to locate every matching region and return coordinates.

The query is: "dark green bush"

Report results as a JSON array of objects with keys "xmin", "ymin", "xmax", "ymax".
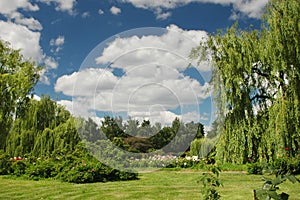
[
  {"xmin": 271, "ymin": 157, "xmax": 300, "ymax": 175},
  {"xmin": 0, "ymin": 151, "xmax": 12, "ymax": 175},
  {"xmin": 0, "ymin": 150, "xmax": 138, "ymax": 183},
  {"xmin": 26, "ymin": 159, "xmax": 57, "ymax": 179},
  {"xmin": 11, "ymin": 160, "xmax": 27, "ymax": 176},
  {"xmin": 247, "ymin": 162, "xmax": 263, "ymax": 175}
]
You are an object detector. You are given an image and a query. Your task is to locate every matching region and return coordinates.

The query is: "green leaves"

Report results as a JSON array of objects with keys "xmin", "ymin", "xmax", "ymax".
[
  {"xmin": 192, "ymin": 0, "xmax": 300, "ymax": 164},
  {"xmin": 256, "ymin": 174, "xmax": 299, "ymax": 200},
  {"xmin": 0, "ymin": 40, "xmax": 41, "ymax": 150},
  {"xmin": 199, "ymin": 165, "xmax": 223, "ymax": 200}
]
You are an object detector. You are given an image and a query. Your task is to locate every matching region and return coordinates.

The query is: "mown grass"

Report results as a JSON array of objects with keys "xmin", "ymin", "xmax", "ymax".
[{"xmin": 0, "ymin": 170, "xmax": 299, "ymax": 200}]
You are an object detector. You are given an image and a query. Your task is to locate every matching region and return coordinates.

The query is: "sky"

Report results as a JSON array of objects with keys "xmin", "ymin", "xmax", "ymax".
[{"xmin": 0, "ymin": 0, "xmax": 269, "ymax": 129}]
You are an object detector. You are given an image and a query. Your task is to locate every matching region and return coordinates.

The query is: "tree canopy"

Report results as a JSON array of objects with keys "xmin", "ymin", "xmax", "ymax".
[
  {"xmin": 0, "ymin": 40, "xmax": 41, "ymax": 150},
  {"xmin": 196, "ymin": 0, "xmax": 300, "ymax": 163}
]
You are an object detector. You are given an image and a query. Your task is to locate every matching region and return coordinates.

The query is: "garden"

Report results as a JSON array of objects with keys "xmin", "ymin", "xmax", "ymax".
[{"xmin": 0, "ymin": 0, "xmax": 300, "ymax": 199}]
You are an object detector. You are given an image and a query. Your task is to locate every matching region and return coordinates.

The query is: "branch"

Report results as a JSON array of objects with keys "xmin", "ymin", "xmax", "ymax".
[
  {"xmin": 252, "ymin": 66, "xmax": 270, "ymax": 78},
  {"xmin": 250, "ymin": 94, "xmax": 272, "ymax": 102}
]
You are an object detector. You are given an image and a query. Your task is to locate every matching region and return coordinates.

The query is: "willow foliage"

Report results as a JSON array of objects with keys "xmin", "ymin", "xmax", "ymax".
[
  {"xmin": 0, "ymin": 40, "xmax": 41, "ymax": 150},
  {"xmin": 198, "ymin": 0, "xmax": 300, "ymax": 163}
]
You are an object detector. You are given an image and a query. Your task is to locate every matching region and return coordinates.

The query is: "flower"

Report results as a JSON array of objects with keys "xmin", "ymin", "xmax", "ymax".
[{"xmin": 285, "ymin": 147, "xmax": 289, "ymax": 151}]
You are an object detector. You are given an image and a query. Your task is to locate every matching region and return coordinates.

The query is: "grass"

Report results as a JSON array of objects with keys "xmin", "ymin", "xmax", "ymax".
[{"xmin": 0, "ymin": 170, "xmax": 299, "ymax": 200}]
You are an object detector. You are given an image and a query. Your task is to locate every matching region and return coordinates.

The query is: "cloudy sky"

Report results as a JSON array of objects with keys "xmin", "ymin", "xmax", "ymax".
[{"xmin": 0, "ymin": 0, "xmax": 268, "ymax": 127}]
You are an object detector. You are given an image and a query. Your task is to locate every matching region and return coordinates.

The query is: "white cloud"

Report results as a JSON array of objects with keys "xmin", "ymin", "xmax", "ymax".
[
  {"xmin": 44, "ymin": 56, "xmax": 58, "ymax": 69},
  {"xmin": 0, "ymin": 0, "xmax": 39, "ymax": 15},
  {"xmin": 0, "ymin": 0, "xmax": 41, "ymax": 31},
  {"xmin": 118, "ymin": 0, "xmax": 269, "ymax": 19},
  {"xmin": 50, "ymin": 35, "xmax": 65, "ymax": 46},
  {"xmin": 98, "ymin": 9, "xmax": 104, "ymax": 15},
  {"xmin": 155, "ymin": 8, "xmax": 172, "ymax": 20},
  {"xmin": 39, "ymin": 0, "xmax": 77, "ymax": 14},
  {"xmin": 231, "ymin": 0, "xmax": 269, "ymax": 19},
  {"xmin": 50, "ymin": 35, "xmax": 65, "ymax": 53},
  {"xmin": 0, "ymin": 21, "xmax": 43, "ymax": 62},
  {"xmin": 0, "ymin": 21, "xmax": 59, "ymax": 85},
  {"xmin": 110, "ymin": 6, "xmax": 121, "ymax": 15},
  {"xmin": 55, "ymin": 68, "xmax": 119, "ymax": 97},
  {"xmin": 81, "ymin": 11, "xmax": 90, "ymax": 18},
  {"xmin": 96, "ymin": 24, "xmax": 209, "ymax": 72},
  {"xmin": 55, "ymin": 25, "xmax": 213, "ymax": 124},
  {"xmin": 14, "ymin": 15, "xmax": 43, "ymax": 31}
]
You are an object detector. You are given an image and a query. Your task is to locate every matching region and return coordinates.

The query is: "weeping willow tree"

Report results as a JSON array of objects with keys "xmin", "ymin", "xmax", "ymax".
[
  {"xmin": 194, "ymin": 0, "xmax": 300, "ymax": 163},
  {"xmin": 6, "ymin": 96, "xmax": 78, "ymax": 157},
  {"xmin": 0, "ymin": 40, "xmax": 41, "ymax": 150}
]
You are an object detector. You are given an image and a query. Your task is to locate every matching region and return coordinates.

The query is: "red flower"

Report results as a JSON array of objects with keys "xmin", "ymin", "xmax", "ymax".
[{"xmin": 285, "ymin": 147, "xmax": 289, "ymax": 151}]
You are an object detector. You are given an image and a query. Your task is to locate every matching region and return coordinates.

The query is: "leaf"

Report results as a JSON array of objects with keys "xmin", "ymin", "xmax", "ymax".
[
  {"xmin": 268, "ymin": 191, "xmax": 281, "ymax": 200},
  {"xmin": 262, "ymin": 176, "xmax": 273, "ymax": 183},
  {"xmin": 286, "ymin": 175, "xmax": 297, "ymax": 184},
  {"xmin": 272, "ymin": 175, "xmax": 285, "ymax": 185}
]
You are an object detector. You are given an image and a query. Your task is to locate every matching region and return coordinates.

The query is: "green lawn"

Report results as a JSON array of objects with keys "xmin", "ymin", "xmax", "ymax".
[{"xmin": 0, "ymin": 170, "xmax": 299, "ymax": 200}]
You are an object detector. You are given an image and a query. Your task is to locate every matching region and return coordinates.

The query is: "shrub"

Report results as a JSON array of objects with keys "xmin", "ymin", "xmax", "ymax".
[
  {"xmin": 26, "ymin": 159, "xmax": 57, "ymax": 179},
  {"xmin": 0, "ymin": 151, "xmax": 12, "ymax": 175},
  {"xmin": 0, "ymin": 151, "xmax": 138, "ymax": 183},
  {"xmin": 271, "ymin": 157, "xmax": 300, "ymax": 175},
  {"xmin": 247, "ymin": 162, "xmax": 263, "ymax": 175},
  {"xmin": 11, "ymin": 160, "xmax": 27, "ymax": 176}
]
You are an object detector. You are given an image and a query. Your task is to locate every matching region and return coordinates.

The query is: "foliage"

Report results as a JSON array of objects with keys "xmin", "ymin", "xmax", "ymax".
[
  {"xmin": 199, "ymin": 165, "xmax": 223, "ymax": 200},
  {"xmin": 0, "ymin": 150, "xmax": 12, "ymax": 175},
  {"xmin": 247, "ymin": 162, "xmax": 264, "ymax": 175},
  {"xmin": 0, "ymin": 149, "xmax": 137, "ymax": 183},
  {"xmin": 192, "ymin": 0, "xmax": 300, "ymax": 164},
  {"xmin": 255, "ymin": 174, "xmax": 300, "ymax": 200},
  {"xmin": 247, "ymin": 157, "xmax": 300, "ymax": 175},
  {"xmin": 0, "ymin": 40, "xmax": 41, "ymax": 150}
]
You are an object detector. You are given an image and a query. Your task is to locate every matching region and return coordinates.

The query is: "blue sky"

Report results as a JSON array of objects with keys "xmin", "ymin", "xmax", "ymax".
[{"xmin": 0, "ymin": 0, "xmax": 268, "ymax": 129}]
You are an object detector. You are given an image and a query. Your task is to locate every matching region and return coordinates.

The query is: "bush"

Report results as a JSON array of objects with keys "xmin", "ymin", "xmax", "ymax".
[
  {"xmin": 0, "ymin": 151, "xmax": 12, "ymax": 175},
  {"xmin": 247, "ymin": 162, "xmax": 263, "ymax": 175},
  {"xmin": 58, "ymin": 160, "xmax": 137, "ymax": 183},
  {"xmin": 0, "ymin": 151, "xmax": 138, "ymax": 183},
  {"xmin": 26, "ymin": 159, "xmax": 57, "ymax": 179},
  {"xmin": 271, "ymin": 157, "xmax": 300, "ymax": 175},
  {"xmin": 11, "ymin": 160, "xmax": 27, "ymax": 176}
]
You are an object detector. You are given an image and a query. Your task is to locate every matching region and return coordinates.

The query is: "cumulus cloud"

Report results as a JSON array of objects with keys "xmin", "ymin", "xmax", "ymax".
[
  {"xmin": 0, "ymin": 21, "xmax": 59, "ymax": 84},
  {"xmin": 39, "ymin": 0, "xmax": 77, "ymax": 14},
  {"xmin": 13, "ymin": 15, "xmax": 43, "ymax": 31},
  {"xmin": 98, "ymin": 9, "xmax": 104, "ymax": 15},
  {"xmin": 110, "ymin": 6, "xmax": 121, "ymax": 15},
  {"xmin": 0, "ymin": 21, "xmax": 43, "ymax": 62},
  {"xmin": 55, "ymin": 25, "xmax": 213, "ymax": 124},
  {"xmin": 55, "ymin": 68, "xmax": 118, "ymax": 96},
  {"xmin": 0, "ymin": 0, "xmax": 41, "ymax": 31},
  {"xmin": 81, "ymin": 11, "xmax": 90, "ymax": 18},
  {"xmin": 118, "ymin": 0, "xmax": 269, "ymax": 19},
  {"xmin": 44, "ymin": 56, "xmax": 58, "ymax": 69},
  {"xmin": 96, "ymin": 25, "xmax": 209, "ymax": 72},
  {"xmin": 0, "ymin": 0, "xmax": 39, "ymax": 15},
  {"xmin": 50, "ymin": 35, "xmax": 65, "ymax": 53},
  {"xmin": 50, "ymin": 35, "xmax": 65, "ymax": 46},
  {"xmin": 155, "ymin": 8, "xmax": 172, "ymax": 20}
]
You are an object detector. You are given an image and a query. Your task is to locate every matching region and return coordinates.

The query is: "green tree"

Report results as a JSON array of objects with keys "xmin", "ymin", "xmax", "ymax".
[
  {"xmin": 193, "ymin": 0, "xmax": 300, "ymax": 163},
  {"xmin": 101, "ymin": 116, "xmax": 127, "ymax": 140},
  {"xmin": 0, "ymin": 40, "xmax": 41, "ymax": 150}
]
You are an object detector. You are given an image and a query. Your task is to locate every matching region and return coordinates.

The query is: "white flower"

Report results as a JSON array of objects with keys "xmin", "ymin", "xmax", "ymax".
[
  {"xmin": 192, "ymin": 156, "xmax": 198, "ymax": 161},
  {"xmin": 186, "ymin": 156, "xmax": 192, "ymax": 160}
]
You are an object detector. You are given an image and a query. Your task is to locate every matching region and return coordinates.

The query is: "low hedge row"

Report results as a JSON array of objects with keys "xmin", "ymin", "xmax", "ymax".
[{"xmin": 0, "ymin": 151, "xmax": 137, "ymax": 183}]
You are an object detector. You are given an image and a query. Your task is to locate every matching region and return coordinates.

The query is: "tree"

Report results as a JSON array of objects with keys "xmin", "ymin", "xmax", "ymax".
[
  {"xmin": 193, "ymin": 0, "xmax": 300, "ymax": 163},
  {"xmin": 0, "ymin": 40, "xmax": 41, "ymax": 150}
]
